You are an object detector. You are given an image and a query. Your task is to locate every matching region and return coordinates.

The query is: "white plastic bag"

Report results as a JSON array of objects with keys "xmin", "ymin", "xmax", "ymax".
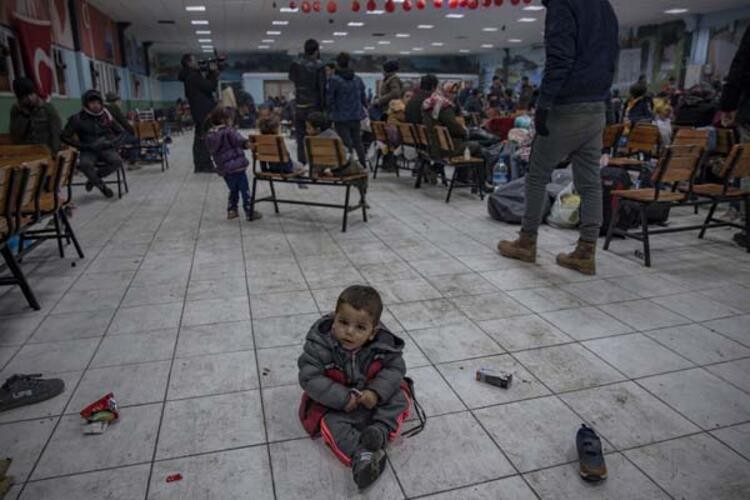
[{"xmin": 546, "ymin": 182, "xmax": 581, "ymax": 229}]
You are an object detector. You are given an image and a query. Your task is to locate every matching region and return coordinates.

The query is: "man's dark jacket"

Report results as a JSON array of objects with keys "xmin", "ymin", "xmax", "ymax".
[
  {"xmin": 720, "ymin": 26, "xmax": 750, "ymax": 124},
  {"xmin": 289, "ymin": 55, "xmax": 324, "ymax": 110},
  {"xmin": 61, "ymin": 90, "xmax": 126, "ymax": 153},
  {"xmin": 537, "ymin": 0, "xmax": 619, "ymax": 109},
  {"xmin": 179, "ymin": 67, "xmax": 218, "ymax": 127},
  {"xmin": 405, "ymin": 90, "xmax": 430, "ymax": 124},
  {"xmin": 327, "ymin": 68, "xmax": 366, "ymax": 122},
  {"xmin": 9, "ymin": 102, "xmax": 62, "ymax": 153}
]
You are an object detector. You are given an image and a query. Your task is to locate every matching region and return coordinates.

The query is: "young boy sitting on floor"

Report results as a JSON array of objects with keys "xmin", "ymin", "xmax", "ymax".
[{"xmin": 298, "ymin": 285, "xmax": 409, "ymax": 490}]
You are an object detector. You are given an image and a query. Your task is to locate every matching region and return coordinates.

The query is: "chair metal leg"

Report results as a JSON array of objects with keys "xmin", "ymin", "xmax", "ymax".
[
  {"xmin": 698, "ymin": 201, "xmax": 718, "ymax": 239},
  {"xmin": 53, "ymin": 212, "xmax": 65, "ymax": 258},
  {"xmin": 269, "ymin": 179, "xmax": 280, "ymax": 214},
  {"xmin": 414, "ymin": 159, "xmax": 424, "ymax": 189},
  {"xmin": 60, "ymin": 209, "xmax": 84, "ymax": 259},
  {"xmin": 475, "ymin": 165, "xmax": 484, "ymax": 201},
  {"xmin": 121, "ymin": 164, "xmax": 129, "ymax": 194},
  {"xmin": 1, "ymin": 245, "xmax": 40, "ymax": 310},
  {"xmin": 640, "ymin": 205, "xmax": 651, "ymax": 267},
  {"xmin": 604, "ymin": 199, "xmax": 621, "ymax": 250},
  {"xmin": 342, "ymin": 184, "xmax": 351, "ymax": 233},
  {"xmin": 446, "ymin": 168, "xmax": 458, "ymax": 203},
  {"xmin": 373, "ymin": 150, "xmax": 381, "ymax": 178},
  {"xmin": 361, "ymin": 186, "xmax": 368, "ymax": 223},
  {"xmin": 250, "ymin": 176, "xmax": 258, "ymax": 218},
  {"xmin": 745, "ymin": 196, "xmax": 750, "ymax": 253},
  {"xmin": 16, "ymin": 233, "xmax": 25, "ymax": 260}
]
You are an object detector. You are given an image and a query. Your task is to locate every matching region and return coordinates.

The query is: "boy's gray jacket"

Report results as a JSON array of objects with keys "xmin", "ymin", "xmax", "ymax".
[{"xmin": 298, "ymin": 314, "xmax": 406, "ymax": 411}]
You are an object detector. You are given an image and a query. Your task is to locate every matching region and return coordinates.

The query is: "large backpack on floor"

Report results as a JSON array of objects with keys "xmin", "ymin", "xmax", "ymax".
[
  {"xmin": 600, "ymin": 166, "xmax": 640, "ymax": 236},
  {"xmin": 488, "ymin": 177, "xmax": 551, "ymax": 224}
]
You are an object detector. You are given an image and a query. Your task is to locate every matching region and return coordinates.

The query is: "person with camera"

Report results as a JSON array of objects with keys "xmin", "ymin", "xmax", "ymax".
[
  {"xmin": 289, "ymin": 39, "xmax": 326, "ymax": 166},
  {"xmin": 179, "ymin": 53, "xmax": 220, "ymax": 173}
]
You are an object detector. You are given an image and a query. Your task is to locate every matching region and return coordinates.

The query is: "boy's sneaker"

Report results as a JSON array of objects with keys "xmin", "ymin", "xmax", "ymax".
[
  {"xmin": 352, "ymin": 449, "xmax": 386, "ymax": 491},
  {"xmin": 227, "ymin": 210, "xmax": 239, "ymax": 220},
  {"xmin": 360, "ymin": 424, "xmax": 388, "ymax": 451},
  {"xmin": 99, "ymin": 185, "xmax": 114, "ymax": 198},
  {"xmin": 0, "ymin": 374, "xmax": 65, "ymax": 413},
  {"xmin": 246, "ymin": 211, "xmax": 263, "ymax": 221}
]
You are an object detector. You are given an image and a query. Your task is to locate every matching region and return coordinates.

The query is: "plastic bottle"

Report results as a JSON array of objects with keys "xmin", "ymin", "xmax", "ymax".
[
  {"xmin": 493, "ymin": 161, "xmax": 508, "ymax": 188},
  {"xmin": 463, "ymin": 147, "xmax": 471, "ymax": 160}
]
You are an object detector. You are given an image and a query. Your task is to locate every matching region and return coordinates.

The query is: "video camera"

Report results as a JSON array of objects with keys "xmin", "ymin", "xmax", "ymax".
[{"xmin": 197, "ymin": 50, "xmax": 228, "ymax": 73}]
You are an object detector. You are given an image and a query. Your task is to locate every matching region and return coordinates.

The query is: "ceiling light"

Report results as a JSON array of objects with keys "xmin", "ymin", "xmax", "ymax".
[
  {"xmin": 201, "ymin": 45, "xmax": 214, "ymax": 50},
  {"xmin": 202, "ymin": 49, "xmax": 213, "ymax": 53},
  {"xmin": 523, "ymin": 5, "xmax": 545, "ymax": 10},
  {"xmin": 395, "ymin": 33, "xmax": 411, "ymax": 38},
  {"xmin": 272, "ymin": 20, "xmax": 289, "ymax": 25},
  {"xmin": 348, "ymin": 21, "xmax": 365, "ymax": 26},
  {"xmin": 412, "ymin": 47, "xmax": 424, "ymax": 51},
  {"xmin": 378, "ymin": 41, "xmax": 391, "ymax": 45},
  {"xmin": 664, "ymin": 8, "xmax": 688, "ymax": 14},
  {"xmin": 482, "ymin": 27, "xmax": 498, "ymax": 32},
  {"xmin": 446, "ymin": 14, "xmax": 464, "ymax": 19},
  {"xmin": 364, "ymin": 46, "xmax": 375, "ymax": 50},
  {"xmin": 353, "ymin": 50, "xmax": 365, "ymax": 54},
  {"xmin": 367, "ymin": 10, "xmax": 385, "ymax": 14},
  {"xmin": 481, "ymin": 44, "xmax": 493, "ymax": 48},
  {"xmin": 431, "ymin": 42, "xmax": 444, "ymax": 46},
  {"xmin": 195, "ymin": 30, "xmax": 211, "ymax": 35},
  {"xmin": 518, "ymin": 17, "xmax": 537, "ymax": 22},
  {"xmin": 267, "ymin": 30, "xmax": 282, "ymax": 35},
  {"xmin": 262, "ymin": 39, "xmax": 275, "ymax": 43},
  {"xmin": 459, "ymin": 49, "xmax": 470, "ymax": 53},
  {"xmin": 508, "ymin": 38, "xmax": 522, "ymax": 43},
  {"xmin": 258, "ymin": 45, "xmax": 270, "ymax": 49},
  {"xmin": 185, "ymin": 6, "xmax": 205, "ymax": 12},
  {"xmin": 418, "ymin": 24, "xmax": 434, "ymax": 29},
  {"xmin": 191, "ymin": 20, "xmax": 209, "ymax": 25},
  {"xmin": 198, "ymin": 38, "xmax": 212, "ymax": 43},
  {"xmin": 322, "ymin": 40, "xmax": 334, "ymax": 43},
  {"xmin": 333, "ymin": 32, "xmax": 348, "ymax": 36},
  {"xmin": 400, "ymin": 51, "xmax": 410, "ymax": 55},
  {"xmin": 280, "ymin": 7, "xmax": 298, "ymax": 12}
]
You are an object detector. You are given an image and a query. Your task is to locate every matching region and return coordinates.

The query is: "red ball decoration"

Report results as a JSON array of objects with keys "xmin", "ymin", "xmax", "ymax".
[
  {"xmin": 289, "ymin": 0, "xmax": 297, "ymax": 8},
  {"xmin": 483, "ymin": 0, "xmax": 492, "ymax": 5},
  {"xmin": 468, "ymin": 0, "xmax": 478, "ymax": 8},
  {"xmin": 367, "ymin": 0, "xmax": 377, "ymax": 11},
  {"xmin": 352, "ymin": 0, "xmax": 360, "ymax": 10},
  {"xmin": 313, "ymin": 0, "xmax": 321, "ymax": 11},
  {"xmin": 523, "ymin": 0, "xmax": 532, "ymax": 2},
  {"xmin": 301, "ymin": 0, "xmax": 311, "ymax": 12},
  {"xmin": 494, "ymin": 0, "xmax": 502, "ymax": 5},
  {"xmin": 449, "ymin": 0, "xmax": 458, "ymax": 8},
  {"xmin": 403, "ymin": 0, "xmax": 413, "ymax": 10},
  {"xmin": 510, "ymin": 0, "xmax": 519, "ymax": 4},
  {"xmin": 385, "ymin": 0, "xmax": 395, "ymax": 12},
  {"xmin": 433, "ymin": 0, "xmax": 443, "ymax": 7},
  {"xmin": 416, "ymin": 0, "xmax": 426, "ymax": 8},
  {"xmin": 459, "ymin": 0, "xmax": 468, "ymax": 7}
]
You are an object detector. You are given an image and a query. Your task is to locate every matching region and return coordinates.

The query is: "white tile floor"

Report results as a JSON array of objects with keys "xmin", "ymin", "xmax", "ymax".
[{"xmin": 2, "ymin": 132, "xmax": 750, "ymax": 499}]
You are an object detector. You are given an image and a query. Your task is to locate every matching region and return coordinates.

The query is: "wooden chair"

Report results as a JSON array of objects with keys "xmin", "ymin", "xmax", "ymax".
[
  {"xmin": 607, "ymin": 123, "xmax": 661, "ymax": 170},
  {"xmin": 604, "ymin": 145, "xmax": 704, "ymax": 266},
  {"xmin": 0, "ymin": 144, "xmax": 52, "ymax": 167},
  {"xmin": 714, "ymin": 128, "xmax": 736, "ymax": 157},
  {"xmin": 602, "ymin": 124, "xmax": 625, "ymax": 155},
  {"xmin": 373, "ymin": 122, "xmax": 418, "ymax": 183},
  {"xmin": 692, "ymin": 143, "xmax": 750, "ymax": 247},
  {"xmin": 18, "ymin": 150, "xmax": 84, "ymax": 260},
  {"xmin": 0, "ymin": 134, "xmax": 14, "ymax": 145},
  {"xmin": 71, "ymin": 155, "xmax": 129, "ymax": 199},
  {"xmin": 0, "ymin": 164, "xmax": 45, "ymax": 310},
  {"xmin": 433, "ymin": 125, "xmax": 486, "ymax": 203},
  {"xmin": 371, "ymin": 121, "xmax": 395, "ymax": 173},
  {"xmin": 134, "ymin": 120, "xmax": 170, "ymax": 172}
]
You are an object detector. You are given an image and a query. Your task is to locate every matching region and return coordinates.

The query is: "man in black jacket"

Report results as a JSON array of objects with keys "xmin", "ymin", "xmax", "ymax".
[
  {"xmin": 405, "ymin": 74, "xmax": 438, "ymax": 125},
  {"xmin": 61, "ymin": 90, "xmax": 126, "ymax": 198},
  {"xmin": 499, "ymin": 0, "xmax": 619, "ymax": 276},
  {"xmin": 179, "ymin": 54, "xmax": 219, "ymax": 173},
  {"xmin": 289, "ymin": 39, "xmax": 325, "ymax": 165},
  {"xmin": 9, "ymin": 77, "xmax": 62, "ymax": 153}
]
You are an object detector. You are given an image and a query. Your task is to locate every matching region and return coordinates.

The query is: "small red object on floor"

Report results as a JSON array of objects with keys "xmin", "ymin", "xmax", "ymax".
[{"xmin": 166, "ymin": 473, "xmax": 183, "ymax": 483}]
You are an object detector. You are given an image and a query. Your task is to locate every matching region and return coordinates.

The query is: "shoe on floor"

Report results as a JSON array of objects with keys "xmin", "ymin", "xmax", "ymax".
[
  {"xmin": 84, "ymin": 181, "xmax": 94, "ymax": 192},
  {"xmin": 498, "ymin": 231, "xmax": 537, "ymax": 263},
  {"xmin": 557, "ymin": 239, "xmax": 596, "ymax": 275},
  {"xmin": 0, "ymin": 374, "xmax": 65, "ymax": 413},
  {"xmin": 246, "ymin": 211, "xmax": 263, "ymax": 221},
  {"xmin": 360, "ymin": 424, "xmax": 388, "ymax": 451},
  {"xmin": 352, "ymin": 448, "xmax": 387, "ymax": 491},
  {"xmin": 99, "ymin": 185, "xmax": 114, "ymax": 198},
  {"xmin": 734, "ymin": 232, "xmax": 748, "ymax": 248},
  {"xmin": 577, "ymin": 424, "xmax": 607, "ymax": 482},
  {"xmin": 227, "ymin": 210, "xmax": 239, "ymax": 220}
]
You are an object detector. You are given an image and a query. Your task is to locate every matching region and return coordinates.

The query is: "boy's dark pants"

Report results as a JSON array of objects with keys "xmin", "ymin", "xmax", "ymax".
[
  {"xmin": 78, "ymin": 148, "xmax": 122, "ymax": 188},
  {"xmin": 224, "ymin": 171, "xmax": 251, "ymax": 213},
  {"xmin": 321, "ymin": 389, "xmax": 408, "ymax": 462}
]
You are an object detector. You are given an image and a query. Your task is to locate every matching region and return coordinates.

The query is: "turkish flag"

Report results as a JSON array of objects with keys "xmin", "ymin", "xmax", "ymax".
[{"xmin": 13, "ymin": 13, "xmax": 55, "ymax": 100}]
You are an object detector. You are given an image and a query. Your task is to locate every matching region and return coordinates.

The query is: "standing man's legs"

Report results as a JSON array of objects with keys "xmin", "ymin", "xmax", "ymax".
[
  {"xmin": 193, "ymin": 121, "xmax": 214, "ymax": 173},
  {"xmin": 349, "ymin": 120, "xmax": 367, "ymax": 166},
  {"xmin": 294, "ymin": 107, "xmax": 311, "ymax": 165},
  {"xmin": 334, "ymin": 121, "xmax": 355, "ymax": 157}
]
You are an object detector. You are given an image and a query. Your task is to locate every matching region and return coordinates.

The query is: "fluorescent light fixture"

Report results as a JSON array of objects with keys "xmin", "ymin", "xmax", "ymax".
[
  {"xmin": 508, "ymin": 38, "xmax": 523, "ymax": 43},
  {"xmin": 482, "ymin": 27, "xmax": 498, "ymax": 32},
  {"xmin": 348, "ymin": 21, "xmax": 365, "ymax": 26},
  {"xmin": 431, "ymin": 42, "xmax": 444, "ymax": 46},
  {"xmin": 481, "ymin": 44, "xmax": 493, "ymax": 48},
  {"xmin": 412, "ymin": 47, "xmax": 424, "ymax": 51},
  {"xmin": 261, "ymin": 39, "xmax": 275, "ymax": 43},
  {"xmin": 399, "ymin": 51, "xmax": 410, "ymax": 55},
  {"xmin": 202, "ymin": 49, "xmax": 213, "ymax": 53},
  {"xmin": 272, "ymin": 20, "xmax": 289, "ymax": 25},
  {"xmin": 364, "ymin": 46, "xmax": 375, "ymax": 50},
  {"xmin": 417, "ymin": 24, "xmax": 434, "ymax": 29},
  {"xmin": 198, "ymin": 38, "xmax": 212, "ymax": 43},
  {"xmin": 445, "ymin": 13, "xmax": 464, "ymax": 18},
  {"xmin": 266, "ymin": 30, "xmax": 282, "ymax": 35},
  {"xmin": 191, "ymin": 20, "xmax": 209, "ymax": 25},
  {"xmin": 523, "ymin": 5, "xmax": 545, "ymax": 10},
  {"xmin": 366, "ymin": 9, "xmax": 385, "ymax": 14},
  {"xmin": 185, "ymin": 6, "xmax": 206, "ymax": 12},
  {"xmin": 195, "ymin": 30, "xmax": 211, "ymax": 34},
  {"xmin": 378, "ymin": 40, "xmax": 391, "ymax": 45},
  {"xmin": 200, "ymin": 45, "xmax": 214, "ymax": 50},
  {"xmin": 280, "ymin": 7, "xmax": 298, "ymax": 12},
  {"xmin": 395, "ymin": 33, "xmax": 411, "ymax": 38},
  {"xmin": 459, "ymin": 49, "xmax": 470, "ymax": 53},
  {"xmin": 333, "ymin": 31, "xmax": 348, "ymax": 36},
  {"xmin": 353, "ymin": 50, "xmax": 365, "ymax": 54},
  {"xmin": 518, "ymin": 17, "xmax": 537, "ymax": 22},
  {"xmin": 258, "ymin": 45, "xmax": 270, "ymax": 49},
  {"xmin": 664, "ymin": 8, "xmax": 688, "ymax": 14},
  {"xmin": 321, "ymin": 40, "xmax": 334, "ymax": 43}
]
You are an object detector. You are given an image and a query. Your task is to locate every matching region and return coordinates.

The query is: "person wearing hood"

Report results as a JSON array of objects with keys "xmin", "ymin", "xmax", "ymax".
[
  {"xmin": 298, "ymin": 285, "xmax": 409, "ymax": 490},
  {"xmin": 326, "ymin": 52, "xmax": 368, "ymax": 166},
  {"xmin": 179, "ymin": 53, "xmax": 219, "ymax": 173},
  {"xmin": 61, "ymin": 90, "xmax": 127, "ymax": 198},
  {"xmin": 289, "ymin": 39, "xmax": 326, "ymax": 166},
  {"xmin": 9, "ymin": 77, "xmax": 62, "ymax": 153},
  {"xmin": 373, "ymin": 60, "xmax": 403, "ymax": 114}
]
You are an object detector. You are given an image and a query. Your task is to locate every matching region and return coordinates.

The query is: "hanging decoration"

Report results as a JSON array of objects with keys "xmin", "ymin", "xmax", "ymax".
[
  {"xmin": 403, "ymin": 0, "xmax": 413, "ymax": 11},
  {"xmin": 301, "ymin": 0, "xmax": 311, "ymax": 12},
  {"xmin": 433, "ymin": 0, "xmax": 443, "ymax": 7},
  {"xmin": 293, "ymin": 0, "xmax": 526, "ymax": 13},
  {"xmin": 327, "ymin": 0, "xmax": 337, "ymax": 12},
  {"xmin": 448, "ymin": 0, "xmax": 458, "ymax": 8},
  {"xmin": 416, "ymin": 0, "xmax": 426, "ymax": 9},
  {"xmin": 385, "ymin": 0, "xmax": 396, "ymax": 12},
  {"xmin": 483, "ymin": 0, "xmax": 492, "ymax": 6},
  {"xmin": 352, "ymin": 0, "xmax": 361, "ymax": 11},
  {"xmin": 367, "ymin": 0, "xmax": 377, "ymax": 11},
  {"xmin": 312, "ymin": 0, "xmax": 321, "ymax": 12}
]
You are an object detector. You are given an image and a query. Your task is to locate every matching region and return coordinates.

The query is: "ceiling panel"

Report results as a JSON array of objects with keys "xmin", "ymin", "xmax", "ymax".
[{"xmin": 89, "ymin": 0, "xmax": 749, "ymax": 56}]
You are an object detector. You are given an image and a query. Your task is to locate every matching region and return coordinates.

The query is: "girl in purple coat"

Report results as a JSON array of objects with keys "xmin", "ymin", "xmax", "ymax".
[{"xmin": 204, "ymin": 107, "xmax": 262, "ymax": 221}]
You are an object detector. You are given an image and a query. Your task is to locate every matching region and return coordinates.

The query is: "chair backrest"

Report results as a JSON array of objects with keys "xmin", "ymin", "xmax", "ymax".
[
  {"xmin": 434, "ymin": 126, "xmax": 456, "ymax": 155},
  {"xmin": 305, "ymin": 136, "xmax": 347, "ymax": 175},
  {"xmin": 19, "ymin": 160, "xmax": 49, "ymax": 217},
  {"xmin": 371, "ymin": 121, "xmax": 388, "ymax": 143},
  {"xmin": 715, "ymin": 128, "xmax": 736, "ymax": 156},
  {"xmin": 0, "ymin": 167, "xmax": 12, "ymax": 229},
  {"xmin": 397, "ymin": 123, "xmax": 418, "ymax": 147},
  {"xmin": 721, "ymin": 143, "xmax": 750, "ymax": 180},
  {"xmin": 0, "ymin": 144, "xmax": 52, "ymax": 168},
  {"xmin": 253, "ymin": 134, "xmax": 290, "ymax": 166},
  {"xmin": 627, "ymin": 123, "xmax": 661, "ymax": 157},
  {"xmin": 135, "ymin": 120, "xmax": 161, "ymax": 141},
  {"xmin": 415, "ymin": 125, "xmax": 430, "ymax": 147},
  {"xmin": 653, "ymin": 145, "xmax": 703, "ymax": 186},
  {"xmin": 55, "ymin": 149, "xmax": 78, "ymax": 206},
  {"xmin": 602, "ymin": 124, "xmax": 624, "ymax": 152},
  {"xmin": 672, "ymin": 128, "xmax": 710, "ymax": 149},
  {"xmin": 136, "ymin": 108, "xmax": 156, "ymax": 121}
]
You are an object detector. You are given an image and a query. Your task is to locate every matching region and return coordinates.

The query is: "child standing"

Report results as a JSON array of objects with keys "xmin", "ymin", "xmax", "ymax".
[
  {"xmin": 204, "ymin": 106, "xmax": 262, "ymax": 221},
  {"xmin": 298, "ymin": 285, "xmax": 409, "ymax": 490}
]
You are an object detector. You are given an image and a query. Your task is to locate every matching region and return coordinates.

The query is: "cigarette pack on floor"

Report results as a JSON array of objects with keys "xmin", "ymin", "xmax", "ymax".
[{"xmin": 476, "ymin": 368, "xmax": 512, "ymax": 389}]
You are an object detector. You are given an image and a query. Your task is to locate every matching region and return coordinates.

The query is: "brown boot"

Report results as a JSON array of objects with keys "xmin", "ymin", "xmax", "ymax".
[
  {"xmin": 497, "ymin": 231, "xmax": 538, "ymax": 263},
  {"xmin": 557, "ymin": 239, "xmax": 597, "ymax": 275}
]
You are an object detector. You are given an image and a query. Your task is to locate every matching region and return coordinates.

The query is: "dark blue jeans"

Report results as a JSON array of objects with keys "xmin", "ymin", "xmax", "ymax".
[{"xmin": 224, "ymin": 171, "xmax": 251, "ymax": 213}]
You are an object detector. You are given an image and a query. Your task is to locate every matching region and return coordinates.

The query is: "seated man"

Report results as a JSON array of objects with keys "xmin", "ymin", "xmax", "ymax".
[
  {"xmin": 61, "ymin": 90, "xmax": 126, "ymax": 198},
  {"xmin": 9, "ymin": 77, "xmax": 62, "ymax": 153}
]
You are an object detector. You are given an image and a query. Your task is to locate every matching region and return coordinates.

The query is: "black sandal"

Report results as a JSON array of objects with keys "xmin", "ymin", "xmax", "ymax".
[{"xmin": 577, "ymin": 424, "xmax": 607, "ymax": 482}]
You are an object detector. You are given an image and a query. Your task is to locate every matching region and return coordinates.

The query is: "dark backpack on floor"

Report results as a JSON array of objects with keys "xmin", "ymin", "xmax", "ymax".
[{"xmin": 600, "ymin": 167, "xmax": 639, "ymax": 236}]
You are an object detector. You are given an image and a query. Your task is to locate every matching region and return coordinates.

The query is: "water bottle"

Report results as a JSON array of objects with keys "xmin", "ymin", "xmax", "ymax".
[
  {"xmin": 463, "ymin": 147, "xmax": 471, "ymax": 161},
  {"xmin": 493, "ymin": 161, "xmax": 508, "ymax": 189}
]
